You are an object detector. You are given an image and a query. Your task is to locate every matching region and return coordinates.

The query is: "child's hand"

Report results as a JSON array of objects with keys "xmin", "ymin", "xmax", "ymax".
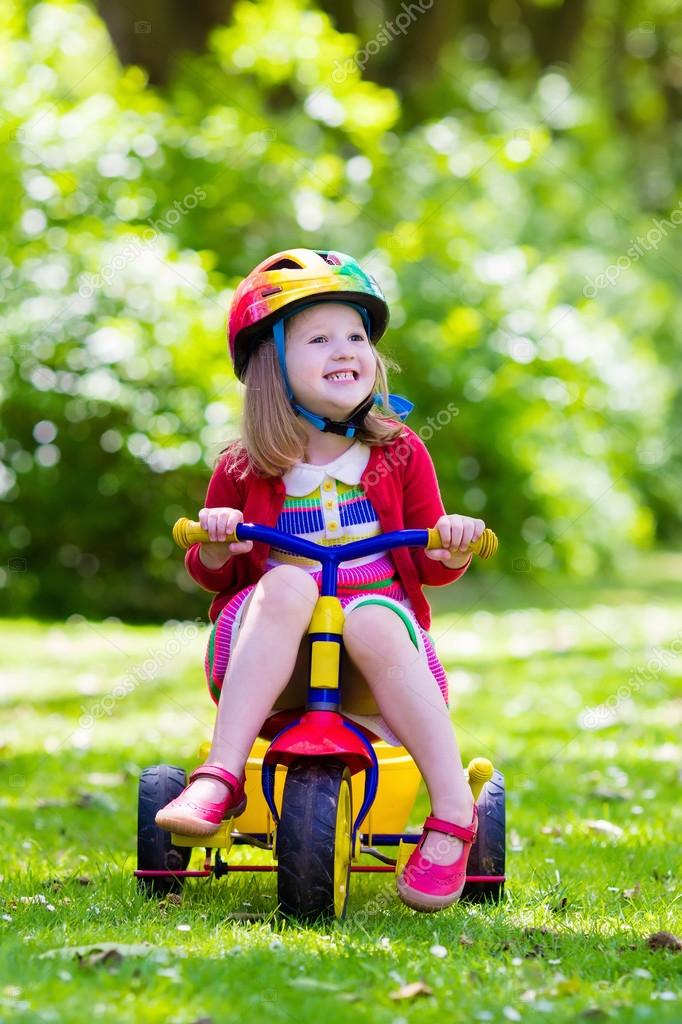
[
  {"xmin": 426, "ymin": 514, "xmax": 486, "ymax": 565},
  {"xmin": 198, "ymin": 507, "xmax": 253, "ymax": 568}
]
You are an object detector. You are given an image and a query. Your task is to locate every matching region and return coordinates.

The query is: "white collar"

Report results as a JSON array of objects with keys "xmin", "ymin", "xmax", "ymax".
[{"xmin": 282, "ymin": 440, "xmax": 371, "ymax": 496}]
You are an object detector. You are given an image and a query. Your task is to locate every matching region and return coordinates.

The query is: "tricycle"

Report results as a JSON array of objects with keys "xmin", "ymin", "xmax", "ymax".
[{"xmin": 135, "ymin": 517, "xmax": 505, "ymax": 920}]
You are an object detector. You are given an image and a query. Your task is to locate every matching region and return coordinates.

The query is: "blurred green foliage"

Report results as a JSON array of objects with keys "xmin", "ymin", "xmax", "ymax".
[{"xmin": 0, "ymin": 0, "xmax": 680, "ymax": 623}]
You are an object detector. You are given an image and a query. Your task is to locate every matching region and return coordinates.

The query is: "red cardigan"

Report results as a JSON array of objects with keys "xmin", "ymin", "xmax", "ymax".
[{"xmin": 185, "ymin": 423, "xmax": 472, "ymax": 631}]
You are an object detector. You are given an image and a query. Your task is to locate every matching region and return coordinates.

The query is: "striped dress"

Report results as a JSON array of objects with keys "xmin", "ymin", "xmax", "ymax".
[{"xmin": 204, "ymin": 440, "xmax": 449, "ymax": 745}]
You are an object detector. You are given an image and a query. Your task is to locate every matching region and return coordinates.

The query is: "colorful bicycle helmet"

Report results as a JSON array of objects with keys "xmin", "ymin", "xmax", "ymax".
[{"xmin": 227, "ymin": 248, "xmax": 413, "ymax": 437}]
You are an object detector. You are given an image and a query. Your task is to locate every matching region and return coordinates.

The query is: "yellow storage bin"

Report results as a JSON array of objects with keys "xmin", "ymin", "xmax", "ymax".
[{"xmin": 351, "ymin": 743, "xmax": 421, "ymax": 836}]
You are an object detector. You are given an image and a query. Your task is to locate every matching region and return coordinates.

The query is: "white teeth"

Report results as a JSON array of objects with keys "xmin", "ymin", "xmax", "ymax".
[{"xmin": 325, "ymin": 371, "xmax": 355, "ymax": 381}]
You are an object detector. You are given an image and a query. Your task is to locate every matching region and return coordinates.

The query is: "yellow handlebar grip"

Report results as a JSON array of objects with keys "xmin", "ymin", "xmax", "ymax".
[
  {"xmin": 466, "ymin": 757, "xmax": 494, "ymax": 802},
  {"xmin": 172, "ymin": 517, "xmax": 239, "ymax": 550},
  {"xmin": 426, "ymin": 526, "xmax": 498, "ymax": 559}
]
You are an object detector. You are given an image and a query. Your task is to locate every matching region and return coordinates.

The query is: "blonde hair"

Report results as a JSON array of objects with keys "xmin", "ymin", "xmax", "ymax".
[{"xmin": 219, "ymin": 335, "xmax": 407, "ymax": 479}]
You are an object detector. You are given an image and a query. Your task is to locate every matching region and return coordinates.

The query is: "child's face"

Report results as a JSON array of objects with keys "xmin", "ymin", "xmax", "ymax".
[{"xmin": 285, "ymin": 303, "xmax": 377, "ymax": 418}]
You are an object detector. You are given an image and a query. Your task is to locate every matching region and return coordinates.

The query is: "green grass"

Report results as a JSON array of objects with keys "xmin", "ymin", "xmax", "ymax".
[{"xmin": 1, "ymin": 552, "xmax": 681, "ymax": 1024}]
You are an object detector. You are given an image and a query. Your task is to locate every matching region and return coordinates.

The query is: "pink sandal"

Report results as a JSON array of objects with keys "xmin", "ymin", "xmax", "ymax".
[
  {"xmin": 396, "ymin": 807, "xmax": 478, "ymax": 912},
  {"xmin": 154, "ymin": 764, "xmax": 247, "ymax": 837}
]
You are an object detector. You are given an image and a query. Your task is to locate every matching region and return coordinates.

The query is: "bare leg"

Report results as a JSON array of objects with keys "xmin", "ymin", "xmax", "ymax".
[
  {"xmin": 189, "ymin": 566, "xmax": 318, "ymax": 804},
  {"xmin": 343, "ymin": 604, "xmax": 474, "ymax": 865}
]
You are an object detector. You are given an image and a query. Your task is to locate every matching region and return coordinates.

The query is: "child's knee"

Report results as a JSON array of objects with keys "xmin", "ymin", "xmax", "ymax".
[
  {"xmin": 343, "ymin": 603, "xmax": 407, "ymax": 659},
  {"xmin": 256, "ymin": 565, "xmax": 318, "ymax": 620}
]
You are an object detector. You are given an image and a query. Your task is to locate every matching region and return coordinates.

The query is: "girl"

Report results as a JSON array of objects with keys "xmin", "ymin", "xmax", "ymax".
[{"xmin": 156, "ymin": 248, "xmax": 486, "ymax": 912}]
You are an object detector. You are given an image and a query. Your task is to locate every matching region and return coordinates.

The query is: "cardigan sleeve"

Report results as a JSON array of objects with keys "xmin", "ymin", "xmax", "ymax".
[
  {"xmin": 184, "ymin": 454, "xmax": 242, "ymax": 594},
  {"xmin": 401, "ymin": 430, "xmax": 472, "ymax": 587}
]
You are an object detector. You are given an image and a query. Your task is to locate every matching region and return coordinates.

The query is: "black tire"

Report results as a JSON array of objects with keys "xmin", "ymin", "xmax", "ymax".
[
  {"xmin": 277, "ymin": 759, "xmax": 352, "ymax": 921},
  {"xmin": 461, "ymin": 769, "xmax": 506, "ymax": 903},
  {"xmin": 137, "ymin": 765, "xmax": 192, "ymax": 897}
]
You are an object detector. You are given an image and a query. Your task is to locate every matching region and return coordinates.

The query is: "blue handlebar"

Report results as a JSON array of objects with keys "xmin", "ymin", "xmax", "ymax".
[
  {"xmin": 230, "ymin": 523, "xmax": 431, "ymax": 597},
  {"xmin": 231, "ymin": 522, "xmax": 429, "ymax": 564}
]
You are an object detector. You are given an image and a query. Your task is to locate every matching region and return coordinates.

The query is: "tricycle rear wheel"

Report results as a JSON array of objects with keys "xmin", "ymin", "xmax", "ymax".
[
  {"xmin": 277, "ymin": 758, "xmax": 352, "ymax": 921},
  {"xmin": 137, "ymin": 765, "xmax": 191, "ymax": 897},
  {"xmin": 461, "ymin": 768, "xmax": 506, "ymax": 903}
]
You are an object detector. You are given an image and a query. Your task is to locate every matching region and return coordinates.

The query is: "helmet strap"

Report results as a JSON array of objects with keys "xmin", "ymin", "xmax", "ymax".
[{"xmin": 290, "ymin": 390, "xmax": 378, "ymax": 437}]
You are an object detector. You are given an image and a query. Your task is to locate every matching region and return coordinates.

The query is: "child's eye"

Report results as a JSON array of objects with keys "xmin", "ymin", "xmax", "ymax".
[{"xmin": 308, "ymin": 334, "xmax": 366, "ymax": 343}]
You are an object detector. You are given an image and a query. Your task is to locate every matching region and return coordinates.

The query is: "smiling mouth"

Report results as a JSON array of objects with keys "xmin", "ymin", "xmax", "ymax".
[{"xmin": 323, "ymin": 371, "xmax": 359, "ymax": 382}]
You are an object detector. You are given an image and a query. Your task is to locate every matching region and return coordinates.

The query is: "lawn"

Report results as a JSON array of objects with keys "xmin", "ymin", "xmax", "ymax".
[{"xmin": 1, "ymin": 552, "xmax": 681, "ymax": 1024}]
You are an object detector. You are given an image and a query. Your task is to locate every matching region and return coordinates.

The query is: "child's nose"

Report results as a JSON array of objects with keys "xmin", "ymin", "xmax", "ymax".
[{"xmin": 332, "ymin": 340, "xmax": 357, "ymax": 359}]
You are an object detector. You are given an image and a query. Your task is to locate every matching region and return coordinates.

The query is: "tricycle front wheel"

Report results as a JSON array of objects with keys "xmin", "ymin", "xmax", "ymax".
[{"xmin": 276, "ymin": 759, "xmax": 352, "ymax": 921}]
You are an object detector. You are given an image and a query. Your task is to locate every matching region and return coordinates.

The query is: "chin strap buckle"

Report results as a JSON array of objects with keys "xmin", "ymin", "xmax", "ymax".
[{"xmin": 292, "ymin": 392, "xmax": 414, "ymax": 436}]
